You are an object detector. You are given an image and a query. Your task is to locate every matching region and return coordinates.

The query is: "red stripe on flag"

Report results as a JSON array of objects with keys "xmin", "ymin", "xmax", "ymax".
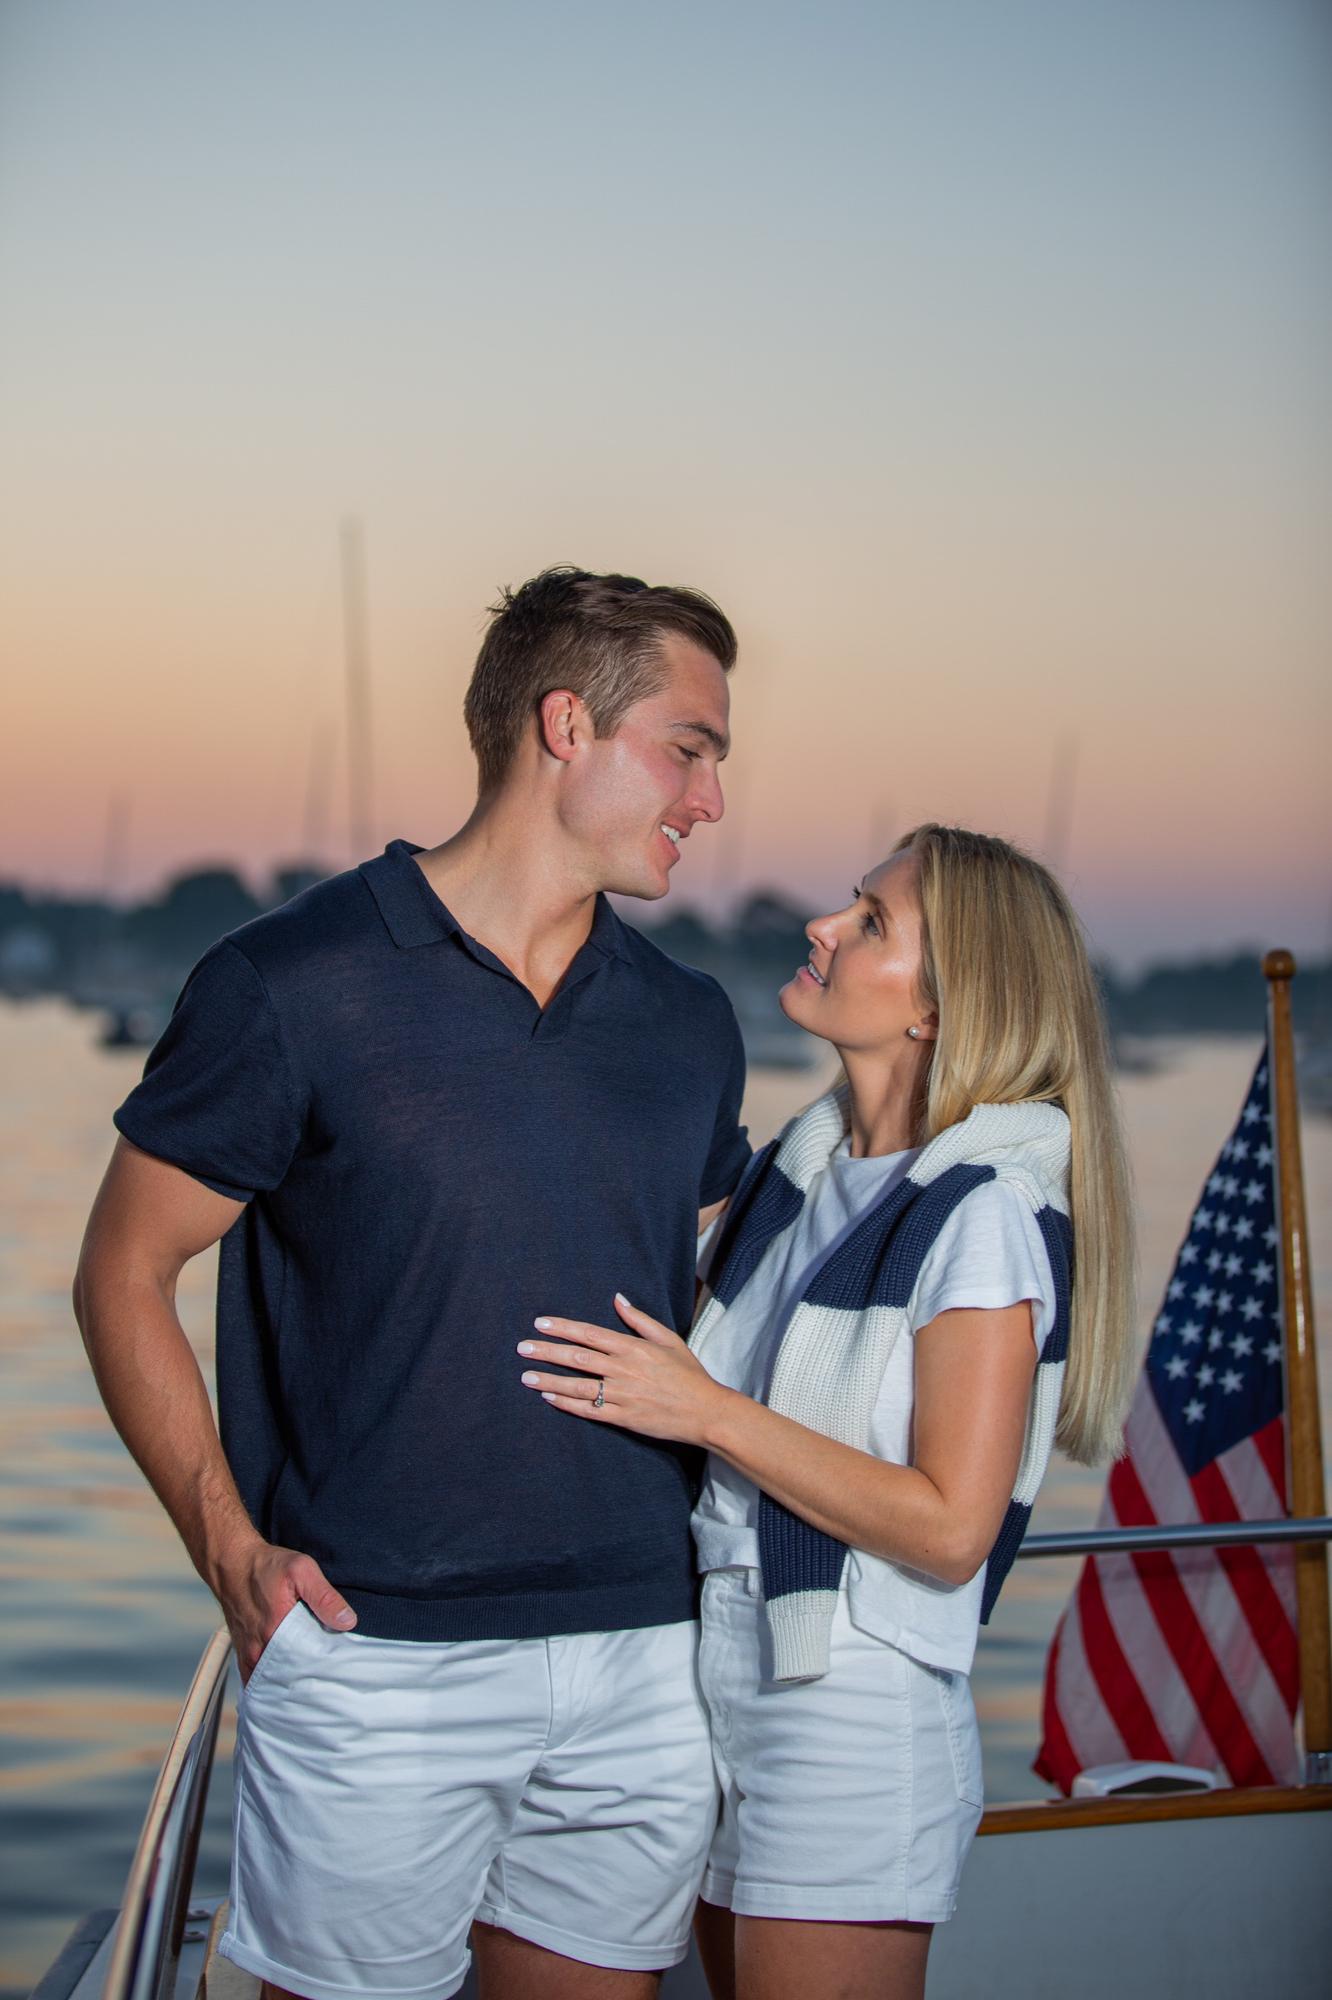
[
  {"xmin": 1074, "ymin": 1554, "xmax": 1175, "ymax": 1764},
  {"xmin": 1190, "ymin": 1457, "xmax": 1299, "ymax": 1714},
  {"xmin": 1107, "ymin": 1446, "xmax": 1157, "ymax": 1525},
  {"xmin": 1252, "ymin": 1414, "xmax": 1288, "ymax": 1509},
  {"xmin": 1113, "ymin": 1456, "xmax": 1276, "ymax": 1785},
  {"xmin": 1034, "ymin": 1615, "xmax": 1082, "ymax": 1792}
]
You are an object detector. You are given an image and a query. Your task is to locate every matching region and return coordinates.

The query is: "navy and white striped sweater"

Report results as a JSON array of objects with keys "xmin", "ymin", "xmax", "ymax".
[{"xmin": 690, "ymin": 1087, "xmax": 1073, "ymax": 1681}]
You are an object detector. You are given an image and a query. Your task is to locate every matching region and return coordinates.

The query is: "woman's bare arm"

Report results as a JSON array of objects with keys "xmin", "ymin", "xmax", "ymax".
[{"xmin": 701, "ymin": 1304, "xmax": 1037, "ymax": 1583}]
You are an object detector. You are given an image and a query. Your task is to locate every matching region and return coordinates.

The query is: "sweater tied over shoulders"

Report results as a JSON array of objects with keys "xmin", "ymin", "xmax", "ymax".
[{"xmin": 691, "ymin": 1087, "xmax": 1073, "ymax": 1682}]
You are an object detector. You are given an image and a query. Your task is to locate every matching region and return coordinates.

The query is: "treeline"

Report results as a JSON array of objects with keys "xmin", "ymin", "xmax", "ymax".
[
  {"xmin": 648, "ymin": 903, "xmax": 1331, "ymax": 1038},
  {"xmin": 1, "ymin": 868, "xmax": 1328, "ymax": 1037},
  {"xmin": 0, "ymin": 866, "xmax": 320, "ymax": 994},
  {"xmin": 1099, "ymin": 955, "xmax": 1331, "ymax": 1035}
]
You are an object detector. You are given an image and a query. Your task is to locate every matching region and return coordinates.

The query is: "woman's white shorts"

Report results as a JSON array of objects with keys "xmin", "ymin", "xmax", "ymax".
[
  {"xmin": 218, "ymin": 1603, "xmax": 716, "ymax": 2000},
  {"xmin": 698, "ymin": 1568, "xmax": 984, "ymax": 1925}
]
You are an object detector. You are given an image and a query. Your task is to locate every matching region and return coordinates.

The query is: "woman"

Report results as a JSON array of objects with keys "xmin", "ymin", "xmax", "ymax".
[{"xmin": 518, "ymin": 823, "xmax": 1134, "ymax": 2000}]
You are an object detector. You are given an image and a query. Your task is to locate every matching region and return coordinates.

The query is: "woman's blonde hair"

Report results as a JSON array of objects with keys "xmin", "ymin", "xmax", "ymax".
[{"xmin": 895, "ymin": 822, "xmax": 1135, "ymax": 1465}]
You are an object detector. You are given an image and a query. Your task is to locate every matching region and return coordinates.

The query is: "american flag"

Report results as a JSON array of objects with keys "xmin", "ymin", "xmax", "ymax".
[{"xmin": 1035, "ymin": 1048, "xmax": 1300, "ymax": 1791}]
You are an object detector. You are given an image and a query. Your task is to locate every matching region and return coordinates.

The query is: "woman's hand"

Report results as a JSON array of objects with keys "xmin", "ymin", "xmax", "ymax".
[{"xmin": 518, "ymin": 1294, "xmax": 731, "ymax": 1447}]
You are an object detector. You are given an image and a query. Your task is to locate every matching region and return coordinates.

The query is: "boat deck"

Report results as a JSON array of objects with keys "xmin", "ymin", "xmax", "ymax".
[{"xmin": 37, "ymin": 1778, "xmax": 1332, "ymax": 2000}]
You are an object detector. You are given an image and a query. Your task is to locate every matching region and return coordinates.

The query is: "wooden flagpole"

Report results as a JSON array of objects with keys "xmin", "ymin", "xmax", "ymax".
[{"xmin": 1264, "ymin": 949, "xmax": 1332, "ymax": 1780}]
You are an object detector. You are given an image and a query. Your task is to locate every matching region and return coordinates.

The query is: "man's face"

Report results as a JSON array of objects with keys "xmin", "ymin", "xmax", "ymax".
[{"xmin": 567, "ymin": 634, "xmax": 731, "ymax": 900}]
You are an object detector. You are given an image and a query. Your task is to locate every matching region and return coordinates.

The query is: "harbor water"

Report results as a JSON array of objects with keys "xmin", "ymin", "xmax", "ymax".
[{"xmin": 2, "ymin": 1001, "xmax": 1329, "ymax": 1996}]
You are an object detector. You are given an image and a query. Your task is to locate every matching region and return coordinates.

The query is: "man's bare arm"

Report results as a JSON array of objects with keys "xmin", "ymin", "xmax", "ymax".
[{"xmin": 73, "ymin": 1136, "xmax": 356, "ymax": 1677}]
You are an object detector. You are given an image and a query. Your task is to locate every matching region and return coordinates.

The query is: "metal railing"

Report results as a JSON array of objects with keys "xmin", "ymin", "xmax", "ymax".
[
  {"xmin": 100, "ymin": 1629, "xmax": 230, "ymax": 2000},
  {"xmin": 1015, "ymin": 1515, "xmax": 1332, "ymax": 1559}
]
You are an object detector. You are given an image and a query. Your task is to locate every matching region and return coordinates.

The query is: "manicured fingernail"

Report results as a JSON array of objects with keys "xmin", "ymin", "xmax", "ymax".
[
  {"xmin": 615, "ymin": 1293, "xmax": 632, "ymax": 1308},
  {"xmin": 534, "ymin": 1317, "xmax": 552, "ymax": 1330},
  {"xmin": 541, "ymin": 1391, "xmax": 558, "ymax": 1403},
  {"xmin": 333, "ymin": 1609, "xmax": 356, "ymax": 1629},
  {"xmin": 521, "ymin": 1371, "xmax": 540, "ymax": 1386},
  {"xmin": 517, "ymin": 1341, "xmax": 535, "ymax": 1355}
]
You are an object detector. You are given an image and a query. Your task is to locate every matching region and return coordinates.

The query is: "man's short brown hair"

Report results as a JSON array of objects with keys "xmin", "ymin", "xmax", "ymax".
[{"xmin": 463, "ymin": 566, "xmax": 737, "ymax": 793}]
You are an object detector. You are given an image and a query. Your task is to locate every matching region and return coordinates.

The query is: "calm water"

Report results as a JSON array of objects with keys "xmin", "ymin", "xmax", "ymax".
[{"xmin": 2, "ymin": 1003, "xmax": 1329, "ymax": 1995}]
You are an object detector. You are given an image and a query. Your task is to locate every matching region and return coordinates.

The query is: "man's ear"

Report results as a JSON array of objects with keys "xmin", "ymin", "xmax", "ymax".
[{"xmin": 538, "ymin": 688, "xmax": 584, "ymax": 765}]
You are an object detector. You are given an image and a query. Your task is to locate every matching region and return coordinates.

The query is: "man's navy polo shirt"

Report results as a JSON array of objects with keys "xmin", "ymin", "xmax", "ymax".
[{"xmin": 114, "ymin": 839, "xmax": 751, "ymax": 1640}]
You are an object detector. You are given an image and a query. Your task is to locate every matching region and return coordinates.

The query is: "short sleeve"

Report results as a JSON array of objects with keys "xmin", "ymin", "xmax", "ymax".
[
  {"xmin": 907, "ymin": 1181, "xmax": 1057, "ymax": 1356},
  {"xmin": 699, "ymin": 999, "xmax": 751, "ymax": 1206},
  {"xmin": 113, "ymin": 940, "xmax": 304, "ymax": 1202}
]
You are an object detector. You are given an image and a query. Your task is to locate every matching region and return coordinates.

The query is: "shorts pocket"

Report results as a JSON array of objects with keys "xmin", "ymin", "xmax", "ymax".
[
  {"xmin": 930, "ymin": 1665, "xmax": 984, "ymax": 1808},
  {"xmin": 241, "ymin": 1602, "xmax": 303, "ymax": 1697}
]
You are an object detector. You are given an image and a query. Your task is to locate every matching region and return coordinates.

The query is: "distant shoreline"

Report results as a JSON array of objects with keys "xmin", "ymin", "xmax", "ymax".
[{"xmin": 2, "ymin": 865, "xmax": 1329, "ymax": 1044}]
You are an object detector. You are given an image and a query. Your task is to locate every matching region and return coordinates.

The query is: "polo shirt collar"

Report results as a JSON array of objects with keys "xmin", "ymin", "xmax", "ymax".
[
  {"xmin": 586, "ymin": 889, "xmax": 631, "ymax": 962},
  {"xmin": 360, "ymin": 841, "xmax": 460, "ymax": 949},
  {"xmin": 360, "ymin": 840, "xmax": 630, "ymax": 961}
]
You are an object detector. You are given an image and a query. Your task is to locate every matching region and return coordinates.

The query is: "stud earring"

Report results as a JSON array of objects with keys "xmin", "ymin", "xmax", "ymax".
[{"xmin": 908, "ymin": 1026, "xmax": 920, "ymax": 1039}]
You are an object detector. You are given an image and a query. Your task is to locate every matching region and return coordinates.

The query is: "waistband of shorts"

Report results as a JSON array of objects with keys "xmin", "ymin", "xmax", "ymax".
[{"xmin": 337, "ymin": 1568, "xmax": 700, "ymax": 1641}]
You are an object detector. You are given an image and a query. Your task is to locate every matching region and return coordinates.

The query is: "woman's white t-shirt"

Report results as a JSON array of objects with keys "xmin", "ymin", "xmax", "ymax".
[{"xmin": 691, "ymin": 1135, "xmax": 1057, "ymax": 1673}]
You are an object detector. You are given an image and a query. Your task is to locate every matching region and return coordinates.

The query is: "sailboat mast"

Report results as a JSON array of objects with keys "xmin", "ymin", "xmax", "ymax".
[
  {"xmin": 1043, "ymin": 732, "xmax": 1079, "ymax": 873},
  {"xmin": 102, "ymin": 792, "xmax": 131, "ymax": 902},
  {"xmin": 302, "ymin": 720, "xmax": 336, "ymax": 865},
  {"xmin": 340, "ymin": 517, "xmax": 374, "ymax": 863}
]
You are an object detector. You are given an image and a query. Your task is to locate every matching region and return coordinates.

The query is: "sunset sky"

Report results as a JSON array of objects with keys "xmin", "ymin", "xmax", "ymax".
[{"xmin": 2, "ymin": 0, "xmax": 1329, "ymax": 968}]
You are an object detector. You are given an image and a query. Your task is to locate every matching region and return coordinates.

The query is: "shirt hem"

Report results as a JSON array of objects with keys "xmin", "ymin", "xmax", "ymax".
[
  {"xmin": 337, "ymin": 1571, "xmax": 700, "ymax": 1641},
  {"xmin": 693, "ymin": 1531, "xmax": 760, "ymax": 1573},
  {"xmin": 842, "ymin": 1584, "xmax": 978, "ymax": 1677},
  {"xmin": 692, "ymin": 1552, "xmax": 979, "ymax": 1676}
]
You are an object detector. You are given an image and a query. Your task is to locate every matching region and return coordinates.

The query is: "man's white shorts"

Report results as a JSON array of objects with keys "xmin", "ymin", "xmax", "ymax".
[
  {"xmin": 698, "ymin": 1568, "xmax": 984, "ymax": 1924},
  {"xmin": 217, "ymin": 1603, "xmax": 716, "ymax": 2000}
]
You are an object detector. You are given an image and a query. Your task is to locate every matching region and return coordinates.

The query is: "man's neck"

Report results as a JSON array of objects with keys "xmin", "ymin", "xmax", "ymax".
[{"xmin": 413, "ymin": 790, "xmax": 602, "ymax": 1009}]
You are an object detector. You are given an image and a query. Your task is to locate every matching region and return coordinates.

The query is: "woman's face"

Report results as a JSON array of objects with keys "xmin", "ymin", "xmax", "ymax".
[{"xmin": 779, "ymin": 851, "xmax": 936, "ymax": 1054}]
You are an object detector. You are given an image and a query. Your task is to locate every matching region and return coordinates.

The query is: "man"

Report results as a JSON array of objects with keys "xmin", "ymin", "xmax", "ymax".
[{"xmin": 74, "ymin": 567, "xmax": 750, "ymax": 2000}]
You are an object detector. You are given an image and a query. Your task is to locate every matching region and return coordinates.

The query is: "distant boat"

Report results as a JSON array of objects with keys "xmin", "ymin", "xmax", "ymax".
[
  {"xmin": 97, "ymin": 1003, "xmax": 168, "ymax": 1051},
  {"xmin": 1110, "ymin": 1030, "xmax": 1164, "ymax": 1076}
]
